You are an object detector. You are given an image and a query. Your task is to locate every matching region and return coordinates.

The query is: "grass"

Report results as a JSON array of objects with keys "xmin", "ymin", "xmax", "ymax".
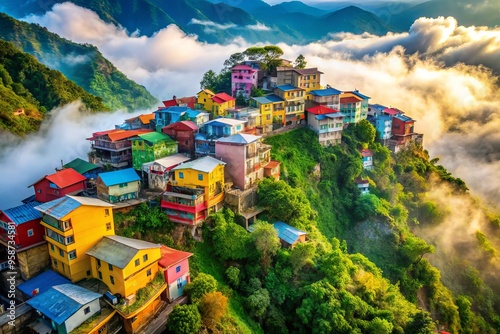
[
  {"xmin": 192, "ymin": 241, "xmax": 263, "ymax": 334},
  {"xmin": 116, "ymin": 273, "xmax": 165, "ymax": 315},
  {"xmin": 71, "ymin": 307, "xmax": 114, "ymax": 334}
]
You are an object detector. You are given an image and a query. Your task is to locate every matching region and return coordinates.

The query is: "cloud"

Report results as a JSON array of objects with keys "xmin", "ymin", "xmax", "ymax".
[
  {"xmin": 189, "ymin": 18, "xmax": 237, "ymax": 30},
  {"xmin": 0, "ymin": 102, "xmax": 149, "ymax": 209},
  {"xmin": 247, "ymin": 22, "xmax": 272, "ymax": 31}
]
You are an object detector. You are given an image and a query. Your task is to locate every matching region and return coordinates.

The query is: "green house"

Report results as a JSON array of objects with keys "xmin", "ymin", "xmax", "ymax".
[{"xmin": 131, "ymin": 132, "xmax": 178, "ymax": 170}]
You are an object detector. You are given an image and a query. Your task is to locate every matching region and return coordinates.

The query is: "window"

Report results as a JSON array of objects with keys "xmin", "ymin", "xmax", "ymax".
[
  {"xmin": 147, "ymin": 269, "xmax": 152, "ymax": 277},
  {"xmin": 84, "ymin": 306, "xmax": 90, "ymax": 315},
  {"xmin": 135, "ymin": 259, "xmax": 140, "ymax": 266},
  {"xmin": 110, "ymin": 276, "xmax": 115, "ymax": 285},
  {"xmin": 119, "ymin": 183, "xmax": 127, "ymax": 188},
  {"xmin": 97, "ymin": 259, "xmax": 101, "ymax": 266},
  {"xmin": 98, "ymin": 271, "xmax": 102, "ymax": 279},
  {"xmin": 108, "ymin": 264, "xmax": 113, "ymax": 271},
  {"xmin": 143, "ymin": 254, "xmax": 148, "ymax": 262},
  {"xmin": 27, "ymin": 229, "xmax": 34, "ymax": 237},
  {"xmin": 177, "ymin": 278, "xmax": 182, "ymax": 289},
  {"xmin": 179, "ymin": 172, "xmax": 184, "ymax": 179},
  {"xmin": 198, "ymin": 174, "xmax": 203, "ymax": 181},
  {"xmin": 65, "ymin": 235, "xmax": 74, "ymax": 245},
  {"xmin": 106, "ymin": 222, "xmax": 111, "ymax": 231},
  {"xmin": 37, "ymin": 189, "xmax": 41, "ymax": 193},
  {"xmin": 104, "ymin": 209, "xmax": 109, "ymax": 216},
  {"xmin": 86, "ymin": 270, "xmax": 91, "ymax": 276},
  {"xmin": 50, "ymin": 244, "xmax": 55, "ymax": 252},
  {"xmin": 53, "ymin": 259, "xmax": 58, "ymax": 268},
  {"xmin": 69, "ymin": 250, "xmax": 77, "ymax": 260},
  {"xmin": 175, "ymin": 265, "xmax": 181, "ymax": 273},
  {"xmin": 59, "ymin": 249, "xmax": 64, "ymax": 257}
]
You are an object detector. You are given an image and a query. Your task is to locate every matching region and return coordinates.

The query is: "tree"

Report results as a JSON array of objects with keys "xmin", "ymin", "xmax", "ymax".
[
  {"xmin": 400, "ymin": 235, "xmax": 434, "ymax": 265},
  {"xmin": 185, "ymin": 273, "xmax": 218, "ymax": 303},
  {"xmin": 246, "ymin": 288, "xmax": 270, "ymax": 320},
  {"xmin": 294, "ymin": 54, "xmax": 307, "ymax": 69},
  {"xmin": 198, "ymin": 291, "xmax": 228, "ymax": 330},
  {"xmin": 167, "ymin": 304, "xmax": 201, "ymax": 334},
  {"xmin": 243, "ymin": 45, "xmax": 284, "ymax": 74},
  {"xmin": 355, "ymin": 119, "xmax": 376, "ymax": 144},
  {"xmin": 225, "ymin": 266, "xmax": 240, "ymax": 288},
  {"xmin": 211, "ymin": 212, "xmax": 250, "ymax": 261},
  {"xmin": 251, "ymin": 221, "xmax": 281, "ymax": 272},
  {"xmin": 290, "ymin": 242, "xmax": 315, "ymax": 274},
  {"xmin": 223, "ymin": 52, "xmax": 245, "ymax": 72},
  {"xmin": 235, "ymin": 92, "xmax": 247, "ymax": 107},
  {"xmin": 250, "ymin": 85, "xmax": 265, "ymax": 97},
  {"xmin": 200, "ymin": 70, "xmax": 218, "ymax": 91}
]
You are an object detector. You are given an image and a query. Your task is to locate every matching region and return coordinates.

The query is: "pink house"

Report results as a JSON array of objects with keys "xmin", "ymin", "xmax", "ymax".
[
  {"xmin": 159, "ymin": 246, "xmax": 193, "ymax": 302},
  {"xmin": 231, "ymin": 65, "xmax": 258, "ymax": 98}
]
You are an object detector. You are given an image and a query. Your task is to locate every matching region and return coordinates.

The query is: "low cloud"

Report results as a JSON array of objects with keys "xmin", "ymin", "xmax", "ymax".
[
  {"xmin": 189, "ymin": 18, "xmax": 237, "ymax": 30},
  {"xmin": 247, "ymin": 22, "xmax": 272, "ymax": 31}
]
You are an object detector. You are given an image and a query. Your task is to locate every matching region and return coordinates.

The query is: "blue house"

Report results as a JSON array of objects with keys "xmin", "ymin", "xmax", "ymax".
[
  {"xmin": 195, "ymin": 118, "xmax": 246, "ymax": 156},
  {"xmin": 273, "ymin": 221, "xmax": 307, "ymax": 248},
  {"xmin": 18, "ymin": 270, "xmax": 70, "ymax": 299},
  {"xmin": 96, "ymin": 168, "xmax": 141, "ymax": 203},
  {"xmin": 154, "ymin": 107, "xmax": 210, "ymax": 130},
  {"xmin": 26, "ymin": 284, "xmax": 101, "ymax": 334}
]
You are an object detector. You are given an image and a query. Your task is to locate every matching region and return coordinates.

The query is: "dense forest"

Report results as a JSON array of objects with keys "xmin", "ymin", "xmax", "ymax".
[
  {"xmin": 0, "ymin": 13, "xmax": 158, "ymax": 113},
  {"xmin": 114, "ymin": 122, "xmax": 500, "ymax": 333},
  {"xmin": 0, "ymin": 39, "xmax": 108, "ymax": 135}
]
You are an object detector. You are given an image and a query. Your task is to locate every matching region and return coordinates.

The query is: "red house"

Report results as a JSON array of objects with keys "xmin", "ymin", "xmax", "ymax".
[
  {"xmin": 162, "ymin": 121, "xmax": 198, "ymax": 157},
  {"xmin": 158, "ymin": 245, "xmax": 193, "ymax": 302},
  {"xmin": 389, "ymin": 114, "xmax": 423, "ymax": 152},
  {"xmin": 0, "ymin": 201, "xmax": 49, "ymax": 279},
  {"xmin": 162, "ymin": 96, "xmax": 196, "ymax": 109},
  {"xmin": 30, "ymin": 168, "xmax": 86, "ymax": 203}
]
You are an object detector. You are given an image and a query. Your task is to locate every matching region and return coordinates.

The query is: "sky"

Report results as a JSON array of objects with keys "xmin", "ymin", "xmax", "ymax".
[{"xmin": 1, "ymin": 2, "xmax": 500, "ymax": 212}]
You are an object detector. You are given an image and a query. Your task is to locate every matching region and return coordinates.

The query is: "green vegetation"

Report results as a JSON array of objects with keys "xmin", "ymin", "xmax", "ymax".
[
  {"xmin": 0, "ymin": 39, "xmax": 108, "ymax": 135},
  {"xmin": 0, "ymin": 13, "xmax": 158, "ymax": 113},
  {"xmin": 167, "ymin": 304, "xmax": 202, "ymax": 334},
  {"xmin": 117, "ymin": 272, "xmax": 165, "ymax": 315}
]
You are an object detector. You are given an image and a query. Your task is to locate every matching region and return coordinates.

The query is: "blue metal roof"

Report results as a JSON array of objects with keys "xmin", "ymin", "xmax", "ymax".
[
  {"xmin": 27, "ymin": 284, "xmax": 101, "ymax": 325},
  {"xmin": 310, "ymin": 87, "xmax": 341, "ymax": 96},
  {"xmin": 98, "ymin": 168, "xmax": 141, "ymax": 187},
  {"xmin": 156, "ymin": 106, "xmax": 189, "ymax": 113},
  {"xmin": 3, "ymin": 201, "xmax": 41, "ymax": 225},
  {"xmin": 252, "ymin": 95, "xmax": 284, "ymax": 104},
  {"xmin": 273, "ymin": 221, "xmax": 307, "ymax": 245},
  {"xmin": 18, "ymin": 270, "xmax": 70, "ymax": 297},
  {"xmin": 395, "ymin": 114, "xmax": 414, "ymax": 122},
  {"xmin": 276, "ymin": 84, "xmax": 301, "ymax": 91},
  {"xmin": 35, "ymin": 197, "xmax": 81, "ymax": 220},
  {"xmin": 351, "ymin": 91, "xmax": 371, "ymax": 100},
  {"xmin": 370, "ymin": 104, "xmax": 387, "ymax": 111}
]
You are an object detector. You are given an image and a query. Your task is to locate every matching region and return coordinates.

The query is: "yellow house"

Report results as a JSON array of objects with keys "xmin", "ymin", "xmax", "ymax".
[
  {"xmin": 277, "ymin": 67, "xmax": 323, "ymax": 98},
  {"xmin": 197, "ymin": 89, "xmax": 215, "ymax": 112},
  {"xmin": 86, "ymin": 235, "xmax": 161, "ymax": 298},
  {"xmin": 35, "ymin": 196, "xmax": 115, "ymax": 282},
  {"xmin": 250, "ymin": 95, "xmax": 286, "ymax": 126},
  {"xmin": 210, "ymin": 92, "xmax": 236, "ymax": 118}
]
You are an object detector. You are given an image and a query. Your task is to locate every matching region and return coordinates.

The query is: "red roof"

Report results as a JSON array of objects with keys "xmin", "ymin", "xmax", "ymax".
[
  {"xmin": 45, "ymin": 168, "xmax": 86, "ymax": 188},
  {"xmin": 355, "ymin": 177, "xmax": 369, "ymax": 185},
  {"xmin": 105, "ymin": 129, "xmax": 152, "ymax": 142},
  {"xmin": 264, "ymin": 160, "xmax": 280, "ymax": 169},
  {"xmin": 159, "ymin": 245, "xmax": 193, "ymax": 268},
  {"xmin": 232, "ymin": 65, "xmax": 256, "ymax": 71},
  {"xmin": 307, "ymin": 105, "xmax": 339, "ymax": 115},
  {"xmin": 212, "ymin": 92, "xmax": 235, "ymax": 104},
  {"xmin": 162, "ymin": 99, "xmax": 177, "ymax": 107},
  {"xmin": 340, "ymin": 96, "xmax": 362, "ymax": 104},
  {"xmin": 360, "ymin": 149, "xmax": 373, "ymax": 157},
  {"xmin": 163, "ymin": 120, "xmax": 198, "ymax": 132},
  {"xmin": 383, "ymin": 108, "xmax": 400, "ymax": 116}
]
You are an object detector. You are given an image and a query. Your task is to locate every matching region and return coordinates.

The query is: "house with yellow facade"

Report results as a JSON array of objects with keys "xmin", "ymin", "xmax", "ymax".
[
  {"xmin": 161, "ymin": 156, "xmax": 226, "ymax": 226},
  {"xmin": 250, "ymin": 95, "xmax": 286, "ymax": 127},
  {"xmin": 277, "ymin": 67, "xmax": 323, "ymax": 98},
  {"xmin": 35, "ymin": 196, "xmax": 115, "ymax": 282},
  {"xmin": 196, "ymin": 89, "xmax": 215, "ymax": 111},
  {"xmin": 273, "ymin": 85, "xmax": 306, "ymax": 125},
  {"xmin": 197, "ymin": 89, "xmax": 236, "ymax": 118}
]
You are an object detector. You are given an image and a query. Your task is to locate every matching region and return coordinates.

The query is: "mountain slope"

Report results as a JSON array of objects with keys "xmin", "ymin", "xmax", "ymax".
[
  {"xmin": 0, "ymin": 39, "xmax": 108, "ymax": 135},
  {"xmin": 272, "ymin": 1, "xmax": 328, "ymax": 17},
  {"xmin": 0, "ymin": 13, "xmax": 158, "ymax": 111}
]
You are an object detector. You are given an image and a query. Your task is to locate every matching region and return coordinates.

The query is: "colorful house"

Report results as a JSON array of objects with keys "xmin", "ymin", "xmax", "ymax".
[
  {"xmin": 263, "ymin": 160, "xmax": 281, "ymax": 180},
  {"xmin": 35, "ymin": 196, "xmax": 115, "ymax": 282},
  {"xmin": 231, "ymin": 64, "xmax": 258, "ymax": 98},
  {"xmin": 63, "ymin": 158, "xmax": 100, "ymax": 181},
  {"xmin": 131, "ymin": 132, "xmax": 178, "ymax": 170},
  {"xmin": 277, "ymin": 67, "xmax": 323, "ymax": 96},
  {"xmin": 340, "ymin": 90, "xmax": 370, "ymax": 122},
  {"xmin": 26, "ymin": 284, "xmax": 101, "ymax": 334},
  {"xmin": 225, "ymin": 107, "xmax": 262, "ymax": 133},
  {"xmin": 155, "ymin": 107, "xmax": 209, "ymax": 129},
  {"xmin": 355, "ymin": 178, "xmax": 370, "ymax": 195},
  {"xmin": 161, "ymin": 156, "xmax": 226, "ymax": 225},
  {"xmin": 117, "ymin": 114, "xmax": 155, "ymax": 130},
  {"xmin": 96, "ymin": 168, "xmax": 141, "ymax": 204},
  {"xmin": 273, "ymin": 221, "xmax": 307, "ymax": 248},
  {"xmin": 367, "ymin": 107, "xmax": 393, "ymax": 143},
  {"xmin": 18, "ymin": 269, "xmax": 71, "ymax": 300},
  {"xmin": 196, "ymin": 89, "xmax": 215, "ymax": 111},
  {"xmin": 158, "ymin": 246, "xmax": 193, "ymax": 302},
  {"xmin": 88, "ymin": 129, "xmax": 152, "ymax": 169},
  {"xmin": 215, "ymin": 134, "xmax": 271, "ymax": 190},
  {"xmin": 162, "ymin": 96, "xmax": 196, "ymax": 109},
  {"xmin": 162, "ymin": 121, "xmax": 198, "ymax": 156},
  {"xmin": 142, "ymin": 154, "xmax": 191, "ymax": 191},
  {"xmin": 360, "ymin": 149, "xmax": 374, "ymax": 170},
  {"xmin": 31, "ymin": 168, "xmax": 86, "ymax": 203},
  {"xmin": 0, "ymin": 201, "xmax": 49, "ymax": 279},
  {"xmin": 306, "ymin": 105, "xmax": 345, "ymax": 146},
  {"xmin": 86, "ymin": 235, "xmax": 161, "ymax": 299},
  {"xmin": 389, "ymin": 114, "xmax": 424, "ymax": 152},
  {"xmin": 210, "ymin": 92, "xmax": 236, "ymax": 118},
  {"xmin": 195, "ymin": 118, "xmax": 246, "ymax": 156},
  {"xmin": 308, "ymin": 87, "xmax": 341, "ymax": 111},
  {"xmin": 273, "ymin": 84, "xmax": 306, "ymax": 125},
  {"xmin": 250, "ymin": 95, "xmax": 286, "ymax": 127}
]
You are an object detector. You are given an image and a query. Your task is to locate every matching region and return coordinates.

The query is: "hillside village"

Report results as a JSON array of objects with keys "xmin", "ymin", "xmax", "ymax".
[{"xmin": 0, "ymin": 61, "xmax": 424, "ymax": 334}]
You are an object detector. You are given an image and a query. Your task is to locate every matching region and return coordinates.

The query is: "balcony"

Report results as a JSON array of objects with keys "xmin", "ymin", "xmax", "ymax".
[{"xmin": 92, "ymin": 139, "xmax": 130, "ymax": 152}]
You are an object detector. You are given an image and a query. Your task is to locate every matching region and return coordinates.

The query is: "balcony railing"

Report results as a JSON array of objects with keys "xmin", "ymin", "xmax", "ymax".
[{"xmin": 92, "ymin": 140, "xmax": 130, "ymax": 151}]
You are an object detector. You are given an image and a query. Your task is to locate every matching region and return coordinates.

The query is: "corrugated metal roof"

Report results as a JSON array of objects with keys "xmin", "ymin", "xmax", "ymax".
[
  {"xmin": 164, "ymin": 120, "xmax": 198, "ymax": 131},
  {"xmin": 350, "ymin": 91, "xmax": 371, "ymax": 100},
  {"xmin": 44, "ymin": 168, "xmax": 86, "ymax": 188},
  {"xmin": 35, "ymin": 196, "xmax": 111, "ymax": 219},
  {"xmin": 307, "ymin": 105, "xmax": 338, "ymax": 115},
  {"xmin": 63, "ymin": 158, "xmax": 99, "ymax": 175},
  {"xmin": 273, "ymin": 221, "xmax": 306, "ymax": 245},
  {"xmin": 251, "ymin": 95, "xmax": 284, "ymax": 104},
  {"xmin": 2, "ymin": 201, "xmax": 41, "ymax": 225},
  {"xmin": 98, "ymin": 168, "xmax": 141, "ymax": 187},
  {"xmin": 276, "ymin": 84, "xmax": 302, "ymax": 91},
  {"xmin": 217, "ymin": 133, "xmax": 261, "ymax": 144},
  {"xmin": 136, "ymin": 132, "xmax": 173, "ymax": 144},
  {"xmin": 340, "ymin": 96, "xmax": 362, "ymax": 104},
  {"xmin": 173, "ymin": 156, "xmax": 226, "ymax": 173},
  {"xmin": 310, "ymin": 87, "xmax": 341, "ymax": 96},
  {"xmin": 26, "ymin": 284, "xmax": 101, "ymax": 325},
  {"xmin": 395, "ymin": 114, "xmax": 414, "ymax": 122},
  {"xmin": 159, "ymin": 245, "xmax": 193, "ymax": 269},
  {"xmin": 86, "ymin": 235, "xmax": 160, "ymax": 269},
  {"xmin": 143, "ymin": 154, "xmax": 192, "ymax": 171},
  {"xmin": 18, "ymin": 270, "xmax": 70, "ymax": 297},
  {"xmin": 212, "ymin": 92, "xmax": 235, "ymax": 104},
  {"xmin": 205, "ymin": 118, "xmax": 246, "ymax": 127}
]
